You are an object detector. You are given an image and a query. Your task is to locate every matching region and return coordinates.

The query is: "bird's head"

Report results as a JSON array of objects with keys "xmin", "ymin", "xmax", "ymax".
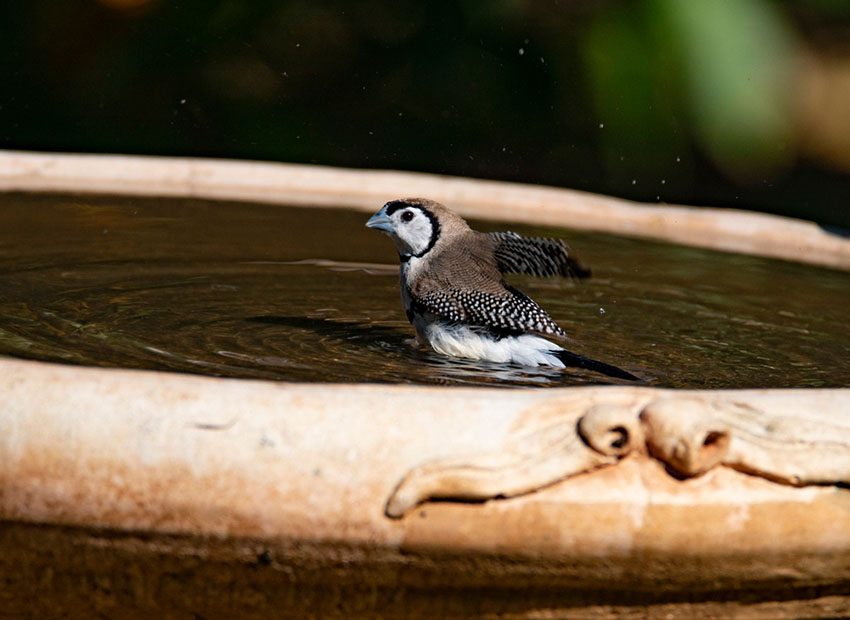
[{"xmin": 366, "ymin": 198, "xmax": 466, "ymax": 259}]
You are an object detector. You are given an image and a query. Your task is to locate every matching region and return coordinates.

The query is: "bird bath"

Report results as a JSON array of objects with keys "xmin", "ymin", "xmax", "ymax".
[
  {"xmin": 1, "ymin": 151, "xmax": 849, "ymax": 619},
  {"xmin": 0, "ymin": 191, "xmax": 848, "ymax": 388}
]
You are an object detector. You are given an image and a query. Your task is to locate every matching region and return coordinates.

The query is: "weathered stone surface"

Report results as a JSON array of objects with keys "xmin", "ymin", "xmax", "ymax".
[
  {"xmin": 1, "ymin": 150, "xmax": 849, "ymax": 270},
  {"xmin": 1, "ymin": 358, "xmax": 850, "ymax": 618},
  {"xmin": 387, "ymin": 391, "xmax": 850, "ymax": 516}
]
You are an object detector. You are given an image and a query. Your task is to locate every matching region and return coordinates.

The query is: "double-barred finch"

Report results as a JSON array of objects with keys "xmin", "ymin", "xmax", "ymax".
[{"xmin": 366, "ymin": 198, "xmax": 637, "ymax": 381}]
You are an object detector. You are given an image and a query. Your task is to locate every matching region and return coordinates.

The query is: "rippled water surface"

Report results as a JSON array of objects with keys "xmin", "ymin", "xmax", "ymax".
[{"xmin": 1, "ymin": 193, "xmax": 848, "ymax": 387}]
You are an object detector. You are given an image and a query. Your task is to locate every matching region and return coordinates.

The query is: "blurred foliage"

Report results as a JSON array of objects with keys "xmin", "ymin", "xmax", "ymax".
[{"xmin": 1, "ymin": 0, "xmax": 849, "ymax": 227}]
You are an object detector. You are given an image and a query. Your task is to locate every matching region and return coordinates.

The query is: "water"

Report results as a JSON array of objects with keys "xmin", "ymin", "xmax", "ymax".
[{"xmin": 0, "ymin": 192, "xmax": 847, "ymax": 388}]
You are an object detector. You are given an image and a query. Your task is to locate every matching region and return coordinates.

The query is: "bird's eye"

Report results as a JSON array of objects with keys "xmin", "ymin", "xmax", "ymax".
[{"xmin": 401, "ymin": 210, "xmax": 414, "ymax": 222}]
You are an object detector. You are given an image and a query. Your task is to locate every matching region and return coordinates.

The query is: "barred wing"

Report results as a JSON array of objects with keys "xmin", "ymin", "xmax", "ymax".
[{"xmin": 489, "ymin": 232, "xmax": 590, "ymax": 279}]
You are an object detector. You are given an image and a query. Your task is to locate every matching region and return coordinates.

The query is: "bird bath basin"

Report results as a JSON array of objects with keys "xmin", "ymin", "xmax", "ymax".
[
  {"xmin": 1, "ymin": 192, "xmax": 847, "ymax": 388},
  {"xmin": 1, "ymin": 152, "xmax": 849, "ymax": 619}
]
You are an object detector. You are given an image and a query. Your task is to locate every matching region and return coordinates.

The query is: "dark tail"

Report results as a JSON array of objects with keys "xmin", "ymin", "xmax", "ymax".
[{"xmin": 554, "ymin": 349, "xmax": 639, "ymax": 381}]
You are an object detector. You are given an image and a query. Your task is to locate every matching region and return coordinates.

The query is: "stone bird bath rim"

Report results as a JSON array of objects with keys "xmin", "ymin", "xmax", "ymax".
[{"xmin": 1, "ymin": 150, "xmax": 849, "ymax": 619}]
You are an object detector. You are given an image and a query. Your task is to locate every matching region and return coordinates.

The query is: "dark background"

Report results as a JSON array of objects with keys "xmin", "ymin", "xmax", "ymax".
[{"xmin": 3, "ymin": 0, "xmax": 849, "ymax": 228}]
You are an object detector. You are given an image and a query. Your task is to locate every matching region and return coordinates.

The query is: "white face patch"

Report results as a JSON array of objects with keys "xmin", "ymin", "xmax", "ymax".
[{"xmin": 389, "ymin": 207, "xmax": 436, "ymax": 256}]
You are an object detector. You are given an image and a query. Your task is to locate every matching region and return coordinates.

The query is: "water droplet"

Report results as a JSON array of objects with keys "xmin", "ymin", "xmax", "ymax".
[
  {"xmin": 599, "ymin": 123, "xmax": 604, "ymax": 129},
  {"xmin": 676, "ymin": 156, "xmax": 681, "ymax": 162},
  {"xmin": 518, "ymin": 48, "xmax": 525, "ymax": 56},
  {"xmin": 661, "ymin": 179, "xmax": 666, "ymax": 184},
  {"xmin": 631, "ymin": 179, "xmax": 636, "ymax": 185}
]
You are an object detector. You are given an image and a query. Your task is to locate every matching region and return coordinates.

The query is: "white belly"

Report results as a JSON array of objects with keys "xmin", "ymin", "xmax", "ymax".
[{"xmin": 422, "ymin": 322, "xmax": 564, "ymax": 368}]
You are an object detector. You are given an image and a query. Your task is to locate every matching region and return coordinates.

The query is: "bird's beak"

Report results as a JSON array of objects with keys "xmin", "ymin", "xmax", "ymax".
[{"xmin": 366, "ymin": 207, "xmax": 394, "ymax": 233}]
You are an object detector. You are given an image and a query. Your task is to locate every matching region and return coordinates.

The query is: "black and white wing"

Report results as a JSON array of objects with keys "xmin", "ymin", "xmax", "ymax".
[
  {"xmin": 489, "ymin": 232, "xmax": 590, "ymax": 279},
  {"xmin": 413, "ymin": 285, "xmax": 567, "ymax": 338}
]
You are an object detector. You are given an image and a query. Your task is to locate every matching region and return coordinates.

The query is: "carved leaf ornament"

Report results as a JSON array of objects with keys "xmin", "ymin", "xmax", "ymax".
[{"xmin": 386, "ymin": 396, "xmax": 850, "ymax": 518}]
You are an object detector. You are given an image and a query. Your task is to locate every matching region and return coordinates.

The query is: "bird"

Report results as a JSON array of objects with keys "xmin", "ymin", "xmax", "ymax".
[{"xmin": 365, "ymin": 197, "xmax": 638, "ymax": 381}]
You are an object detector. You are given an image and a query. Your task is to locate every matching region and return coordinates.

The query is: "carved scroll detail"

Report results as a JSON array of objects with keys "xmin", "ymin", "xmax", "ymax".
[
  {"xmin": 640, "ymin": 399, "xmax": 731, "ymax": 476},
  {"xmin": 386, "ymin": 395, "xmax": 850, "ymax": 518},
  {"xmin": 645, "ymin": 397, "xmax": 850, "ymax": 486},
  {"xmin": 578, "ymin": 404, "xmax": 644, "ymax": 457},
  {"xmin": 385, "ymin": 408, "xmax": 618, "ymax": 518}
]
